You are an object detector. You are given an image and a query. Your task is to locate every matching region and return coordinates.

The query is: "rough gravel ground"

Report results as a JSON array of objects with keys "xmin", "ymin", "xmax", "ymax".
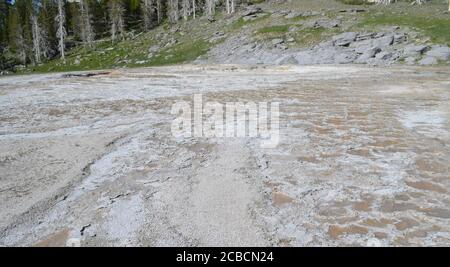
[{"xmin": 0, "ymin": 64, "xmax": 449, "ymax": 246}]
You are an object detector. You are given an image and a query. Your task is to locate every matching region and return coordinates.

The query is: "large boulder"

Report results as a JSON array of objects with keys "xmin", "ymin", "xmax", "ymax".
[
  {"xmin": 354, "ymin": 46, "xmax": 381, "ymax": 63},
  {"xmin": 294, "ymin": 50, "xmax": 317, "ymax": 65},
  {"xmin": 356, "ymin": 33, "xmax": 376, "ymax": 41},
  {"xmin": 293, "ymin": 49, "xmax": 337, "ymax": 65},
  {"xmin": 403, "ymin": 44, "xmax": 429, "ymax": 57},
  {"xmin": 315, "ymin": 47, "xmax": 342, "ymax": 64},
  {"xmin": 350, "ymin": 39, "xmax": 374, "ymax": 52},
  {"xmin": 271, "ymin": 38, "xmax": 284, "ymax": 46},
  {"xmin": 419, "ymin": 57, "xmax": 438, "ymax": 65},
  {"xmin": 375, "ymin": 51, "xmax": 394, "ymax": 60},
  {"xmin": 333, "ymin": 32, "xmax": 357, "ymax": 47},
  {"xmin": 372, "ymin": 35, "xmax": 394, "ymax": 48},
  {"xmin": 349, "ymin": 34, "xmax": 393, "ymax": 54},
  {"xmin": 425, "ymin": 45, "xmax": 450, "ymax": 61},
  {"xmin": 242, "ymin": 6, "xmax": 263, "ymax": 17}
]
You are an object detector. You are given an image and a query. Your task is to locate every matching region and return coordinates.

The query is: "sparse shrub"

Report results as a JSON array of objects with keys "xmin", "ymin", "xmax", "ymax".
[
  {"xmin": 336, "ymin": 0, "xmax": 373, "ymax": 5},
  {"xmin": 248, "ymin": 0, "xmax": 266, "ymax": 4},
  {"xmin": 257, "ymin": 25, "xmax": 290, "ymax": 34}
]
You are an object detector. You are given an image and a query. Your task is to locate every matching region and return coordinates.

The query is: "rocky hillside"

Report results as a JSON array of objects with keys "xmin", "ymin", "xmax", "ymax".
[{"xmin": 10, "ymin": 0, "xmax": 450, "ymax": 74}]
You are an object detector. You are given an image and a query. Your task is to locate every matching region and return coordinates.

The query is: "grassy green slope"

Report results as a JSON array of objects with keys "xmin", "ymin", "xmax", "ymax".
[{"xmin": 17, "ymin": 0, "xmax": 450, "ymax": 74}]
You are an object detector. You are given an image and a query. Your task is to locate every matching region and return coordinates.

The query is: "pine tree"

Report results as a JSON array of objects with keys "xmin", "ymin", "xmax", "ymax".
[
  {"xmin": 16, "ymin": 0, "xmax": 34, "ymax": 63},
  {"xmin": 39, "ymin": 0, "xmax": 57, "ymax": 58},
  {"xmin": 8, "ymin": 6, "xmax": 27, "ymax": 65},
  {"xmin": 79, "ymin": 0, "xmax": 95, "ymax": 47},
  {"xmin": 0, "ymin": 0, "xmax": 8, "ymax": 46},
  {"xmin": 89, "ymin": 0, "xmax": 109, "ymax": 40}
]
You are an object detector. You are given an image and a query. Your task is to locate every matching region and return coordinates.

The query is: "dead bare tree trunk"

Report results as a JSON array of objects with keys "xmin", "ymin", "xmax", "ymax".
[
  {"xmin": 141, "ymin": 0, "xmax": 153, "ymax": 31},
  {"xmin": 182, "ymin": 0, "xmax": 189, "ymax": 21},
  {"xmin": 31, "ymin": 14, "xmax": 41, "ymax": 63},
  {"xmin": 156, "ymin": 0, "xmax": 162, "ymax": 23},
  {"xmin": 225, "ymin": 0, "xmax": 236, "ymax": 14},
  {"xmin": 109, "ymin": 0, "xmax": 125, "ymax": 43},
  {"xmin": 15, "ymin": 23, "xmax": 27, "ymax": 65},
  {"xmin": 205, "ymin": 0, "xmax": 215, "ymax": 19},
  {"xmin": 192, "ymin": 0, "xmax": 196, "ymax": 19},
  {"xmin": 410, "ymin": 0, "xmax": 429, "ymax": 5},
  {"xmin": 55, "ymin": 0, "xmax": 66, "ymax": 60},
  {"xmin": 168, "ymin": 0, "xmax": 179, "ymax": 24},
  {"xmin": 31, "ymin": 14, "xmax": 48, "ymax": 64}
]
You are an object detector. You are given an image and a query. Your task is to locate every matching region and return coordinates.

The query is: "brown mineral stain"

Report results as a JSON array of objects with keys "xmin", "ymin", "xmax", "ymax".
[
  {"xmin": 362, "ymin": 218, "xmax": 389, "ymax": 228},
  {"xmin": 348, "ymin": 149, "xmax": 371, "ymax": 157},
  {"xmin": 394, "ymin": 218, "xmax": 419, "ymax": 231},
  {"xmin": 394, "ymin": 194, "xmax": 410, "ymax": 201},
  {"xmin": 328, "ymin": 224, "xmax": 369, "ymax": 239},
  {"xmin": 341, "ymin": 135, "xmax": 353, "ymax": 141},
  {"xmin": 370, "ymin": 139, "xmax": 401, "ymax": 148},
  {"xmin": 319, "ymin": 207, "xmax": 348, "ymax": 217},
  {"xmin": 352, "ymin": 200, "xmax": 372, "ymax": 212},
  {"xmin": 297, "ymin": 156, "xmax": 319, "ymax": 163},
  {"xmin": 327, "ymin": 117, "xmax": 343, "ymax": 126},
  {"xmin": 345, "ymin": 225, "xmax": 369, "ymax": 235},
  {"xmin": 408, "ymin": 192, "xmax": 425, "ymax": 199},
  {"xmin": 420, "ymin": 207, "xmax": 450, "ymax": 219},
  {"xmin": 406, "ymin": 230, "xmax": 428, "ymax": 239},
  {"xmin": 328, "ymin": 225, "xmax": 345, "ymax": 239},
  {"xmin": 393, "ymin": 236, "xmax": 411, "ymax": 246},
  {"xmin": 108, "ymin": 70, "xmax": 122, "ymax": 76},
  {"xmin": 405, "ymin": 180, "xmax": 447, "ymax": 194},
  {"xmin": 379, "ymin": 199, "xmax": 419, "ymax": 213},
  {"xmin": 320, "ymin": 152, "xmax": 341, "ymax": 159},
  {"xmin": 336, "ymin": 216, "xmax": 360, "ymax": 225},
  {"xmin": 272, "ymin": 191, "xmax": 295, "ymax": 206},
  {"xmin": 348, "ymin": 111, "xmax": 369, "ymax": 118},
  {"xmin": 313, "ymin": 126, "xmax": 333, "ymax": 135},
  {"xmin": 34, "ymin": 228, "xmax": 70, "ymax": 247},
  {"xmin": 415, "ymin": 158, "xmax": 445, "ymax": 173},
  {"xmin": 374, "ymin": 232, "xmax": 388, "ymax": 239},
  {"xmin": 278, "ymin": 239, "xmax": 292, "ymax": 247}
]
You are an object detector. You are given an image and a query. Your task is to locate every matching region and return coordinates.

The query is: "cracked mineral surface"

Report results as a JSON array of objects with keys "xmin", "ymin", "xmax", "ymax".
[{"xmin": 0, "ymin": 64, "xmax": 449, "ymax": 246}]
